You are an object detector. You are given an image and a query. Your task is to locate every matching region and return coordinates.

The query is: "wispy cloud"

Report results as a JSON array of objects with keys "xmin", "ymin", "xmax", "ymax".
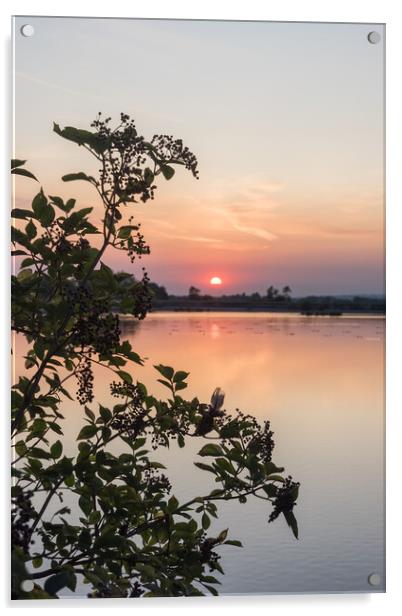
[
  {"xmin": 201, "ymin": 179, "xmax": 283, "ymax": 243},
  {"xmin": 229, "ymin": 220, "xmax": 277, "ymax": 241},
  {"xmin": 15, "ymin": 70, "xmax": 97, "ymax": 100},
  {"xmin": 148, "ymin": 227, "xmax": 224, "ymax": 247}
]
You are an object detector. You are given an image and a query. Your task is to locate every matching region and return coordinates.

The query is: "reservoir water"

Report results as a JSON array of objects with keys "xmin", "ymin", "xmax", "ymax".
[{"xmin": 15, "ymin": 312, "xmax": 385, "ymax": 595}]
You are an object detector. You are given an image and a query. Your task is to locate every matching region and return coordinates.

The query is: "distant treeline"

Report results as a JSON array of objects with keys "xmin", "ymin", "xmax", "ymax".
[
  {"xmin": 113, "ymin": 273, "xmax": 385, "ymax": 314},
  {"xmin": 146, "ymin": 281, "xmax": 385, "ymax": 314}
]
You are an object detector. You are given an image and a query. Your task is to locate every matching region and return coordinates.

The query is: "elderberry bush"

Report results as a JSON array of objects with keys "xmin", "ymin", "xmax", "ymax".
[{"xmin": 11, "ymin": 117, "xmax": 299, "ymax": 599}]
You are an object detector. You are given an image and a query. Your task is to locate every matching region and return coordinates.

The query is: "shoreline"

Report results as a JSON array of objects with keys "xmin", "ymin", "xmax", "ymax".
[{"xmin": 118, "ymin": 308, "xmax": 385, "ymax": 319}]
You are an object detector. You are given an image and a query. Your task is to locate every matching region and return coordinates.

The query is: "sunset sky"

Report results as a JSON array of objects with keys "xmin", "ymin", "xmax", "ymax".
[{"xmin": 13, "ymin": 17, "xmax": 385, "ymax": 295}]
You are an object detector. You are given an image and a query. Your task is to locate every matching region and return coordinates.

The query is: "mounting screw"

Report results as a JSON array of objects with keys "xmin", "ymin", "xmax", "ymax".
[
  {"xmin": 367, "ymin": 572, "xmax": 381, "ymax": 587},
  {"xmin": 20, "ymin": 24, "xmax": 35, "ymax": 37},
  {"xmin": 20, "ymin": 579, "xmax": 34, "ymax": 592},
  {"xmin": 367, "ymin": 31, "xmax": 381, "ymax": 44}
]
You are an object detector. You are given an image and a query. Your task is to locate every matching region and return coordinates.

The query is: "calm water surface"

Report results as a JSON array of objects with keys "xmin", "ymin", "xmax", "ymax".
[{"xmin": 16, "ymin": 312, "xmax": 385, "ymax": 595}]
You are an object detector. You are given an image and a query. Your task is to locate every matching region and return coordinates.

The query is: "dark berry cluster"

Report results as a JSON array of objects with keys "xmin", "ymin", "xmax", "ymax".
[
  {"xmin": 128, "ymin": 581, "xmax": 144, "ymax": 598},
  {"xmin": 151, "ymin": 134, "xmax": 199, "ymax": 179},
  {"xmin": 67, "ymin": 286, "xmax": 121, "ymax": 404},
  {"xmin": 268, "ymin": 476, "xmax": 300, "ymax": 523},
  {"xmin": 247, "ymin": 420, "xmax": 275, "ymax": 463},
  {"xmin": 87, "ymin": 578, "xmax": 144, "ymax": 599},
  {"xmin": 72, "ymin": 287, "xmax": 121, "ymax": 355},
  {"xmin": 76, "ymin": 355, "xmax": 94, "ymax": 405},
  {"xmin": 199, "ymin": 534, "xmax": 222, "ymax": 570},
  {"xmin": 91, "ymin": 113, "xmax": 156, "ymax": 204},
  {"xmin": 110, "ymin": 383, "xmax": 147, "ymax": 439},
  {"xmin": 87, "ymin": 581, "xmax": 115, "ymax": 599},
  {"xmin": 143, "ymin": 464, "xmax": 172, "ymax": 496},
  {"xmin": 89, "ymin": 113, "xmax": 199, "ymax": 207},
  {"xmin": 43, "ymin": 220, "xmax": 71, "ymax": 254},
  {"xmin": 11, "ymin": 488, "xmax": 36, "ymax": 552},
  {"xmin": 125, "ymin": 222, "xmax": 150, "ymax": 263},
  {"xmin": 110, "ymin": 380, "xmax": 139, "ymax": 398},
  {"xmin": 74, "ymin": 237, "xmax": 91, "ymax": 276},
  {"xmin": 130, "ymin": 269, "xmax": 153, "ymax": 319}
]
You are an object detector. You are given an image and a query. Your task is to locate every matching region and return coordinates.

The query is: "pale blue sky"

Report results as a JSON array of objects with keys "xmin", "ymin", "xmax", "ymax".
[{"xmin": 13, "ymin": 17, "xmax": 385, "ymax": 294}]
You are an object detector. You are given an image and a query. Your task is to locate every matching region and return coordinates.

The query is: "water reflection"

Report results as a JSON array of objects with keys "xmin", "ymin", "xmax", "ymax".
[{"xmin": 14, "ymin": 312, "xmax": 385, "ymax": 594}]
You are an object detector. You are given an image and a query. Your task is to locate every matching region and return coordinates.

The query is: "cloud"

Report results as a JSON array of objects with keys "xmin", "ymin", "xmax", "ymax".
[
  {"xmin": 16, "ymin": 70, "xmax": 97, "ymax": 100},
  {"xmin": 148, "ymin": 227, "xmax": 224, "ymax": 247},
  {"xmin": 203, "ymin": 179, "xmax": 282, "ymax": 243},
  {"xmin": 228, "ymin": 219, "xmax": 277, "ymax": 241},
  {"xmin": 315, "ymin": 224, "xmax": 380, "ymax": 238}
]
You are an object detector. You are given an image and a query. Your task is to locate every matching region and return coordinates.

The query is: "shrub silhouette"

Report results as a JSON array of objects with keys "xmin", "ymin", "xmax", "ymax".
[{"xmin": 11, "ymin": 115, "xmax": 300, "ymax": 599}]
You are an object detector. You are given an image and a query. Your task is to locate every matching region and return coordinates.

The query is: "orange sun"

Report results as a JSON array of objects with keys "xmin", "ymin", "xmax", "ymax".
[{"xmin": 210, "ymin": 276, "xmax": 222, "ymax": 286}]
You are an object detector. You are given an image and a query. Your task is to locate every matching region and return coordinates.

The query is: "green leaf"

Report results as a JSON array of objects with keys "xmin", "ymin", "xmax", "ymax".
[
  {"xmin": 117, "ymin": 227, "xmax": 132, "ymax": 239},
  {"xmin": 32, "ymin": 190, "xmax": 55, "ymax": 226},
  {"xmin": 144, "ymin": 167, "xmax": 154, "ymax": 186},
  {"xmin": 201, "ymin": 575, "xmax": 221, "ymax": 584},
  {"xmin": 48, "ymin": 195, "xmax": 65, "ymax": 210},
  {"xmin": 215, "ymin": 457, "xmax": 235, "ymax": 475},
  {"xmin": 25, "ymin": 220, "xmax": 37, "ymax": 239},
  {"xmin": 161, "ymin": 165, "xmax": 175, "ymax": 180},
  {"xmin": 167, "ymin": 495, "xmax": 179, "ymax": 512},
  {"xmin": 99, "ymin": 405, "xmax": 112, "ymax": 422},
  {"xmin": 65, "ymin": 571, "xmax": 77, "ymax": 592},
  {"xmin": 198, "ymin": 444, "xmax": 223, "ymax": 457},
  {"xmin": 223, "ymin": 539, "xmax": 243, "ymax": 547},
  {"xmin": 156, "ymin": 378, "xmax": 172, "ymax": 389},
  {"xmin": 133, "ymin": 437, "xmax": 147, "ymax": 450},
  {"xmin": 44, "ymin": 570, "xmax": 71, "ymax": 596},
  {"xmin": 49, "ymin": 422, "xmax": 63, "ymax": 435},
  {"xmin": 94, "ymin": 533, "xmax": 125, "ymax": 549},
  {"xmin": 32, "ymin": 190, "xmax": 48, "ymax": 219},
  {"xmin": 78, "ymin": 529, "xmax": 92, "ymax": 549},
  {"xmin": 202, "ymin": 513, "xmax": 211, "ymax": 530},
  {"xmin": 32, "ymin": 557, "xmax": 43, "ymax": 568},
  {"xmin": 290, "ymin": 484, "xmax": 299, "ymax": 501},
  {"xmin": 283, "ymin": 510, "xmax": 299, "ymax": 539},
  {"xmin": 265, "ymin": 462, "xmax": 285, "ymax": 475},
  {"xmin": 21, "ymin": 257, "xmax": 35, "ymax": 268},
  {"xmin": 11, "ymin": 168, "xmax": 38, "ymax": 181},
  {"xmin": 217, "ymin": 528, "xmax": 228, "ymax": 543},
  {"xmin": 78, "ymin": 495, "xmax": 93, "ymax": 516},
  {"xmin": 28, "ymin": 447, "xmax": 51, "ymax": 460},
  {"xmin": 154, "ymin": 364, "xmax": 174, "ymax": 380},
  {"xmin": 117, "ymin": 225, "xmax": 138, "ymax": 240},
  {"xmin": 204, "ymin": 584, "xmax": 219, "ymax": 596},
  {"xmin": 173, "ymin": 370, "xmax": 189, "ymax": 383},
  {"xmin": 117, "ymin": 370, "xmax": 133, "ymax": 384},
  {"xmin": 64, "ymin": 474, "xmax": 74, "ymax": 487},
  {"xmin": 61, "ymin": 172, "xmax": 96, "ymax": 184},
  {"xmin": 53, "ymin": 123, "xmax": 109, "ymax": 154},
  {"xmin": 174, "ymin": 381, "xmax": 187, "ymax": 391},
  {"xmin": 262, "ymin": 484, "xmax": 277, "ymax": 497},
  {"xmin": 50, "ymin": 440, "xmax": 63, "ymax": 459},
  {"xmin": 193, "ymin": 462, "xmax": 215, "ymax": 473},
  {"xmin": 11, "ymin": 208, "xmax": 36, "ymax": 220},
  {"xmin": 74, "ymin": 207, "xmax": 93, "ymax": 220},
  {"xmin": 88, "ymin": 510, "xmax": 101, "ymax": 524},
  {"xmin": 11, "ymin": 159, "xmax": 26, "ymax": 169},
  {"xmin": 17, "ymin": 268, "xmax": 33, "ymax": 281},
  {"xmin": 84, "ymin": 407, "xmax": 95, "ymax": 421},
  {"xmin": 15, "ymin": 441, "xmax": 27, "ymax": 457},
  {"xmin": 65, "ymin": 198, "xmax": 76, "ymax": 212},
  {"xmin": 77, "ymin": 425, "xmax": 98, "ymax": 440}
]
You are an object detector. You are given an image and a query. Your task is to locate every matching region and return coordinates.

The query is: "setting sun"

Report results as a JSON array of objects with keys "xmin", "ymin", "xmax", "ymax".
[{"xmin": 210, "ymin": 276, "xmax": 222, "ymax": 286}]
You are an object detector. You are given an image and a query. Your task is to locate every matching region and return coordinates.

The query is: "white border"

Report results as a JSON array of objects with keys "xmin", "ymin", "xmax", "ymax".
[{"xmin": 2, "ymin": 1, "xmax": 402, "ymax": 615}]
